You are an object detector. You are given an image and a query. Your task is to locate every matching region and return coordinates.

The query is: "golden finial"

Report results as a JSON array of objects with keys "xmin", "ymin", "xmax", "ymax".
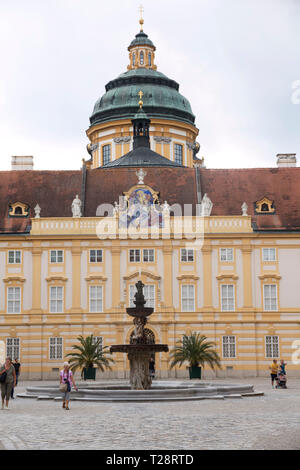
[
  {"xmin": 138, "ymin": 90, "xmax": 144, "ymax": 108},
  {"xmin": 139, "ymin": 4, "xmax": 144, "ymax": 31}
]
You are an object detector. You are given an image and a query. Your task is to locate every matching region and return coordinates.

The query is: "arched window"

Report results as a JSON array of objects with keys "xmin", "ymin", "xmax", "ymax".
[
  {"xmin": 140, "ymin": 51, "xmax": 144, "ymax": 65},
  {"xmin": 132, "ymin": 53, "xmax": 136, "ymax": 66},
  {"xmin": 148, "ymin": 52, "xmax": 152, "ymax": 66}
]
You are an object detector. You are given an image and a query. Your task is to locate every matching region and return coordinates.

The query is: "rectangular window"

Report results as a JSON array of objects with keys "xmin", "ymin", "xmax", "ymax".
[
  {"xmin": 50, "ymin": 250, "xmax": 64, "ymax": 263},
  {"xmin": 181, "ymin": 285, "xmax": 195, "ymax": 312},
  {"xmin": 262, "ymin": 248, "xmax": 276, "ymax": 262},
  {"xmin": 129, "ymin": 284, "xmax": 155, "ymax": 308},
  {"xmin": 49, "ymin": 337, "xmax": 63, "ymax": 360},
  {"xmin": 221, "ymin": 285, "xmax": 235, "ymax": 311},
  {"xmin": 6, "ymin": 338, "xmax": 20, "ymax": 359},
  {"xmin": 263, "ymin": 284, "xmax": 277, "ymax": 311},
  {"xmin": 92, "ymin": 336, "xmax": 103, "ymax": 354},
  {"xmin": 89, "ymin": 286, "xmax": 103, "ymax": 313},
  {"xmin": 174, "ymin": 144, "xmax": 183, "ymax": 165},
  {"xmin": 265, "ymin": 335, "xmax": 279, "ymax": 358},
  {"xmin": 223, "ymin": 336, "xmax": 236, "ymax": 358},
  {"xmin": 129, "ymin": 249, "xmax": 140, "ymax": 263},
  {"xmin": 220, "ymin": 248, "xmax": 234, "ymax": 262},
  {"xmin": 7, "ymin": 287, "xmax": 21, "ymax": 313},
  {"xmin": 143, "ymin": 249, "xmax": 155, "ymax": 262},
  {"xmin": 180, "ymin": 248, "xmax": 194, "ymax": 262},
  {"xmin": 102, "ymin": 144, "xmax": 111, "ymax": 165},
  {"xmin": 8, "ymin": 250, "xmax": 21, "ymax": 264},
  {"xmin": 89, "ymin": 249, "xmax": 103, "ymax": 263},
  {"xmin": 50, "ymin": 286, "xmax": 64, "ymax": 313}
]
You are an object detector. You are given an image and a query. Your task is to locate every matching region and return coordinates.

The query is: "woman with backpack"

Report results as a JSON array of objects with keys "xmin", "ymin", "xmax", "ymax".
[{"xmin": 59, "ymin": 362, "xmax": 78, "ymax": 410}]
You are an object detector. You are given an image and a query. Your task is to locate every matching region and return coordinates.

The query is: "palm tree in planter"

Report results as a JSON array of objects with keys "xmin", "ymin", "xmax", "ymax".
[
  {"xmin": 66, "ymin": 335, "xmax": 114, "ymax": 380},
  {"xmin": 169, "ymin": 332, "xmax": 222, "ymax": 379}
]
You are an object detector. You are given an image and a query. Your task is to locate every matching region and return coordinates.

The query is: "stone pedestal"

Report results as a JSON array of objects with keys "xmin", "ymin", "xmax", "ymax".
[{"xmin": 128, "ymin": 350, "xmax": 152, "ymax": 390}]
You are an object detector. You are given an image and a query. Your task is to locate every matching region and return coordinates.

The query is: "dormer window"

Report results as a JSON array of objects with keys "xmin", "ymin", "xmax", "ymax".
[
  {"xmin": 255, "ymin": 197, "xmax": 275, "ymax": 214},
  {"xmin": 9, "ymin": 202, "xmax": 29, "ymax": 217},
  {"xmin": 140, "ymin": 51, "xmax": 144, "ymax": 65}
]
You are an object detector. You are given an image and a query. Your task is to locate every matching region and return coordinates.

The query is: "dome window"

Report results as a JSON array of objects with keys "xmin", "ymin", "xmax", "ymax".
[
  {"xmin": 148, "ymin": 52, "xmax": 152, "ymax": 66},
  {"xmin": 132, "ymin": 53, "xmax": 136, "ymax": 66},
  {"xmin": 140, "ymin": 51, "xmax": 144, "ymax": 65}
]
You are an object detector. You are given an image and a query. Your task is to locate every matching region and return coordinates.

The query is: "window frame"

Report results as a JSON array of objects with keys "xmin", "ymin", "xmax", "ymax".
[
  {"xmin": 92, "ymin": 336, "xmax": 103, "ymax": 354},
  {"xmin": 89, "ymin": 249, "xmax": 103, "ymax": 263},
  {"xmin": 220, "ymin": 248, "xmax": 234, "ymax": 262},
  {"xmin": 265, "ymin": 335, "xmax": 279, "ymax": 358},
  {"xmin": 262, "ymin": 247, "xmax": 276, "ymax": 262},
  {"xmin": 181, "ymin": 284, "xmax": 195, "ymax": 312},
  {"xmin": 89, "ymin": 285, "xmax": 103, "ymax": 313},
  {"xmin": 50, "ymin": 250, "xmax": 64, "ymax": 264},
  {"xmin": 49, "ymin": 286, "xmax": 64, "ymax": 313},
  {"xmin": 221, "ymin": 284, "xmax": 235, "ymax": 312},
  {"xmin": 263, "ymin": 284, "xmax": 278, "ymax": 311},
  {"xmin": 102, "ymin": 144, "xmax": 111, "ymax": 166},
  {"xmin": 143, "ymin": 249, "xmax": 155, "ymax": 263},
  {"xmin": 222, "ymin": 335, "xmax": 236, "ymax": 358},
  {"xmin": 49, "ymin": 337, "xmax": 63, "ymax": 360},
  {"xmin": 140, "ymin": 50, "xmax": 144, "ymax": 65},
  {"xmin": 180, "ymin": 248, "xmax": 194, "ymax": 263},
  {"xmin": 129, "ymin": 249, "xmax": 141, "ymax": 263},
  {"xmin": 6, "ymin": 337, "xmax": 20, "ymax": 360},
  {"xmin": 7, "ymin": 286, "xmax": 21, "ymax": 314},
  {"xmin": 8, "ymin": 250, "xmax": 22, "ymax": 264},
  {"xmin": 174, "ymin": 143, "xmax": 183, "ymax": 165}
]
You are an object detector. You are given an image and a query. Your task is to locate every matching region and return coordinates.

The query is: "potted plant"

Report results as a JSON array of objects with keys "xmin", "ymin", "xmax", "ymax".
[
  {"xmin": 66, "ymin": 335, "xmax": 114, "ymax": 380},
  {"xmin": 169, "ymin": 332, "xmax": 221, "ymax": 379}
]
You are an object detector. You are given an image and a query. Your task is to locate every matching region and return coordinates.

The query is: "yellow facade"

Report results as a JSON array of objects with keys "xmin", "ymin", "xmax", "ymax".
[{"xmin": 1, "ymin": 212, "xmax": 299, "ymax": 379}]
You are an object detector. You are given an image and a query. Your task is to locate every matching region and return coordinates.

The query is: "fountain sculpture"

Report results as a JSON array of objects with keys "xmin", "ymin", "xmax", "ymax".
[{"xmin": 110, "ymin": 280, "xmax": 169, "ymax": 390}]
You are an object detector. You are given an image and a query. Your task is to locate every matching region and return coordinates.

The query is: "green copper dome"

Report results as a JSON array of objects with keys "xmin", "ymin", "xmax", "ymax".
[
  {"xmin": 90, "ymin": 68, "xmax": 195, "ymax": 127},
  {"xmin": 128, "ymin": 31, "xmax": 155, "ymax": 49}
]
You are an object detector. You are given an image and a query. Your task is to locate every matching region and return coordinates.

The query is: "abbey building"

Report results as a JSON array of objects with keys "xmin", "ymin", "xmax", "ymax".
[{"xmin": 1, "ymin": 20, "xmax": 300, "ymax": 379}]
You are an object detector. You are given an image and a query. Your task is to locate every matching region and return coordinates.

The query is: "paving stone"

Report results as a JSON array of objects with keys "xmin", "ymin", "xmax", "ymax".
[{"xmin": 1, "ymin": 377, "xmax": 299, "ymax": 450}]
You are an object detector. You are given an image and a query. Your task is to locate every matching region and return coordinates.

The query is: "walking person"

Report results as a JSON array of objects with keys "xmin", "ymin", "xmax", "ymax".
[
  {"xmin": 0, "ymin": 357, "xmax": 16, "ymax": 410},
  {"xmin": 10, "ymin": 358, "xmax": 21, "ymax": 399},
  {"xmin": 59, "ymin": 362, "xmax": 78, "ymax": 410},
  {"xmin": 269, "ymin": 359, "xmax": 278, "ymax": 388},
  {"xmin": 149, "ymin": 357, "xmax": 155, "ymax": 380}
]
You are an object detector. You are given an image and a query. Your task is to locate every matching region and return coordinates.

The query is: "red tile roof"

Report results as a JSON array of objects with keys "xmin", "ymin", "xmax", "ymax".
[
  {"xmin": 200, "ymin": 167, "xmax": 300, "ymax": 231},
  {"xmin": 0, "ymin": 166, "xmax": 299, "ymax": 233}
]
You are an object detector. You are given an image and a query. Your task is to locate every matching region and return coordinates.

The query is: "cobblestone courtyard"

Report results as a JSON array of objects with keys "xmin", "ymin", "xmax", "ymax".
[{"xmin": 0, "ymin": 377, "xmax": 300, "ymax": 450}]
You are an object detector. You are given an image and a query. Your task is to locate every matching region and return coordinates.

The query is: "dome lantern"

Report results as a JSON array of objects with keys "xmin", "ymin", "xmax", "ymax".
[{"xmin": 127, "ymin": 10, "xmax": 157, "ymax": 71}]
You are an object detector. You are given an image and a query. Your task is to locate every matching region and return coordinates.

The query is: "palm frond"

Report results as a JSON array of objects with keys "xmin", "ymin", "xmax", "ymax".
[
  {"xmin": 65, "ymin": 335, "xmax": 115, "ymax": 374},
  {"xmin": 169, "ymin": 332, "xmax": 222, "ymax": 370}
]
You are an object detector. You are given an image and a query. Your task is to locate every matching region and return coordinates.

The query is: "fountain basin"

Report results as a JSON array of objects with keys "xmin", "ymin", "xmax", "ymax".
[
  {"xmin": 18, "ymin": 380, "xmax": 264, "ymax": 402},
  {"xmin": 110, "ymin": 344, "xmax": 169, "ymax": 353}
]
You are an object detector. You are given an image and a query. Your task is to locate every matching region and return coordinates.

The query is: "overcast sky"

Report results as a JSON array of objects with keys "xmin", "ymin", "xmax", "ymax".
[{"xmin": 0, "ymin": 0, "xmax": 299, "ymax": 170}]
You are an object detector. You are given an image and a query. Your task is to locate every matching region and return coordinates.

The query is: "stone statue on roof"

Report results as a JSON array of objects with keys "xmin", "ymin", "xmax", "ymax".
[
  {"xmin": 242, "ymin": 202, "xmax": 248, "ymax": 216},
  {"xmin": 201, "ymin": 193, "xmax": 213, "ymax": 216},
  {"xmin": 34, "ymin": 204, "xmax": 41, "ymax": 218},
  {"xmin": 72, "ymin": 195, "xmax": 82, "ymax": 218}
]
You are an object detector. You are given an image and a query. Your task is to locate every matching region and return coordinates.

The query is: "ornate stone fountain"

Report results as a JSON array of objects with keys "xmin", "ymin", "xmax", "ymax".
[{"xmin": 110, "ymin": 280, "xmax": 169, "ymax": 390}]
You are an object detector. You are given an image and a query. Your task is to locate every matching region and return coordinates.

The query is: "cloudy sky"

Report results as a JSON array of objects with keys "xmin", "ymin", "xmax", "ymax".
[{"xmin": 0, "ymin": 0, "xmax": 299, "ymax": 170}]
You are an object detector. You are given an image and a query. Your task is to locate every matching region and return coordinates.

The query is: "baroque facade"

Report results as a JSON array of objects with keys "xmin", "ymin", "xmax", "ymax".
[{"xmin": 1, "ymin": 21, "xmax": 300, "ymax": 379}]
